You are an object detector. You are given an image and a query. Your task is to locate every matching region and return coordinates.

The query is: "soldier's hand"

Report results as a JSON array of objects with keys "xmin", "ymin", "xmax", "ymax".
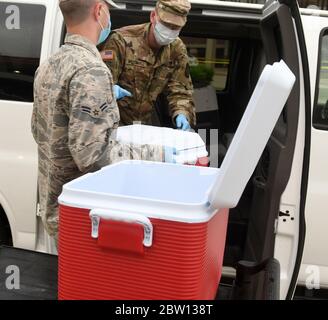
[
  {"xmin": 113, "ymin": 85, "xmax": 132, "ymax": 100},
  {"xmin": 175, "ymin": 114, "xmax": 191, "ymax": 131},
  {"xmin": 164, "ymin": 146, "xmax": 179, "ymax": 163}
]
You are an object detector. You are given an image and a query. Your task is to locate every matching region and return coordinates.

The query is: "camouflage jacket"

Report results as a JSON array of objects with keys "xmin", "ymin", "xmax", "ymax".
[
  {"xmin": 101, "ymin": 23, "xmax": 196, "ymax": 126},
  {"xmin": 32, "ymin": 34, "xmax": 164, "ymax": 237}
]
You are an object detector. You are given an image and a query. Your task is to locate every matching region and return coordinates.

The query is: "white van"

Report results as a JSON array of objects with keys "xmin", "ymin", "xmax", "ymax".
[{"xmin": 0, "ymin": 0, "xmax": 327, "ymax": 300}]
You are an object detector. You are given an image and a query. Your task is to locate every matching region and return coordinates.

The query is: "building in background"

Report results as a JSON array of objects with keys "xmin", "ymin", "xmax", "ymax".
[{"xmin": 219, "ymin": 0, "xmax": 327, "ymax": 10}]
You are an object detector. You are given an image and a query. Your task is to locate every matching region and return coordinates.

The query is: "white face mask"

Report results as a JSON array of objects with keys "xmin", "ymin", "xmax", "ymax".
[{"xmin": 154, "ymin": 20, "xmax": 180, "ymax": 46}]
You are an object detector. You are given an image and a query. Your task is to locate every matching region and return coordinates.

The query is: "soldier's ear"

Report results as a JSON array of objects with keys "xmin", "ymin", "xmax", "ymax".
[
  {"xmin": 94, "ymin": 1, "xmax": 103, "ymax": 21},
  {"xmin": 150, "ymin": 10, "xmax": 156, "ymax": 24}
]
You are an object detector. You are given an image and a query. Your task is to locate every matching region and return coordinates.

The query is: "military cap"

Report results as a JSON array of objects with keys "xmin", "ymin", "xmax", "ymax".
[{"xmin": 156, "ymin": 0, "xmax": 191, "ymax": 27}]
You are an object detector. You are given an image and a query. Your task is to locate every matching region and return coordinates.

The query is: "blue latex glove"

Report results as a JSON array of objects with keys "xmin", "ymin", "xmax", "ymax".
[
  {"xmin": 175, "ymin": 114, "xmax": 191, "ymax": 131},
  {"xmin": 113, "ymin": 85, "xmax": 132, "ymax": 100},
  {"xmin": 164, "ymin": 147, "xmax": 178, "ymax": 163}
]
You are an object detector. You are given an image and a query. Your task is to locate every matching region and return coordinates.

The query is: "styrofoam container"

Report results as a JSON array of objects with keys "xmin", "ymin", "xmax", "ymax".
[
  {"xmin": 58, "ymin": 60, "xmax": 296, "ymax": 300},
  {"xmin": 115, "ymin": 124, "xmax": 208, "ymax": 164}
]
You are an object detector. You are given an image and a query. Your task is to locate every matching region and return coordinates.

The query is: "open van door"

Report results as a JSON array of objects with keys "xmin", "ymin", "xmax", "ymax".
[
  {"xmin": 255, "ymin": 0, "xmax": 310, "ymax": 300},
  {"xmin": 297, "ymin": 9, "xmax": 328, "ymax": 292}
]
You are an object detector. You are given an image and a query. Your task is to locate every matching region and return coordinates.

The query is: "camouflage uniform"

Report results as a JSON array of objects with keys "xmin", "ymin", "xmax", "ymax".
[
  {"xmin": 101, "ymin": 23, "xmax": 196, "ymax": 126},
  {"xmin": 32, "ymin": 34, "xmax": 164, "ymax": 237}
]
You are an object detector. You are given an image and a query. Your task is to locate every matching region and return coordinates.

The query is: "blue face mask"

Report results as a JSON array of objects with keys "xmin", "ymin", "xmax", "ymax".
[{"xmin": 97, "ymin": 8, "xmax": 111, "ymax": 45}]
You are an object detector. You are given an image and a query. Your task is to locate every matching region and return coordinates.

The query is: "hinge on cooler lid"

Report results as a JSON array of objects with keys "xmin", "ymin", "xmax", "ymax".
[
  {"xmin": 91, "ymin": 215, "xmax": 101, "ymax": 238},
  {"xmin": 36, "ymin": 203, "xmax": 41, "ymax": 217}
]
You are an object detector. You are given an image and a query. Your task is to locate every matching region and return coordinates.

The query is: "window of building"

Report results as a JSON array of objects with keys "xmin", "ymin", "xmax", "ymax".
[
  {"xmin": 181, "ymin": 37, "xmax": 231, "ymax": 91},
  {"xmin": 0, "ymin": 3, "xmax": 46, "ymax": 102}
]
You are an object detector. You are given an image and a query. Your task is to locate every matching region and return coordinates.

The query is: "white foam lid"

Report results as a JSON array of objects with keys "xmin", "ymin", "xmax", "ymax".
[{"xmin": 114, "ymin": 124, "xmax": 208, "ymax": 164}]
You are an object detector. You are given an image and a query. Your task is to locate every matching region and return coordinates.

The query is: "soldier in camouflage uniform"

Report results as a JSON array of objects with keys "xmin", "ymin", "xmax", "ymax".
[
  {"xmin": 100, "ymin": 0, "xmax": 196, "ymax": 130},
  {"xmin": 32, "ymin": 0, "xmax": 173, "ymax": 240}
]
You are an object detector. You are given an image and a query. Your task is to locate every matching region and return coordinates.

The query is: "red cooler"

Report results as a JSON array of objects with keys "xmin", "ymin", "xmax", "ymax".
[{"xmin": 58, "ymin": 161, "xmax": 228, "ymax": 300}]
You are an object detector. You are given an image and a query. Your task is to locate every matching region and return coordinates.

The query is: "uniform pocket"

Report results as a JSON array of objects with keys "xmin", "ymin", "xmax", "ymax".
[
  {"xmin": 149, "ymin": 65, "xmax": 174, "ymax": 101},
  {"xmin": 134, "ymin": 62, "xmax": 153, "ymax": 102}
]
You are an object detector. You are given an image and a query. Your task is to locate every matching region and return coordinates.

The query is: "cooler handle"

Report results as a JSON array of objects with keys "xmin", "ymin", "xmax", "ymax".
[{"xmin": 89, "ymin": 209, "xmax": 153, "ymax": 247}]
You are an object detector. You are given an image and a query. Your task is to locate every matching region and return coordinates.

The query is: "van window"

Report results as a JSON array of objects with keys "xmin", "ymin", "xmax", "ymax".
[
  {"xmin": 0, "ymin": 3, "xmax": 46, "ymax": 102},
  {"xmin": 313, "ymin": 30, "xmax": 328, "ymax": 130},
  {"xmin": 181, "ymin": 37, "xmax": 231, "ymax": 91}
]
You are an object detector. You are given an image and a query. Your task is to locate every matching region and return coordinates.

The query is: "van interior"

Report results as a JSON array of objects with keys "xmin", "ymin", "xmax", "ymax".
[{"xmin": 109, "ymin": 0, "xmax": 302, "ymax": 299}]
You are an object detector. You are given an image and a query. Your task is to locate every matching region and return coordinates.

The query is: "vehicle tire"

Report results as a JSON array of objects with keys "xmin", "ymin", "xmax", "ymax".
[{"xmin": 0, "ymin": 212, "xmax": 13, "ymax": 246}]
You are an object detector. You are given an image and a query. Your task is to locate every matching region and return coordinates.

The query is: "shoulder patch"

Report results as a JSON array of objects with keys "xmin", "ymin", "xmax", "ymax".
[
  {"xmin": 100, "ymin": 50, "xmax": 114, "ymax": 61},
  {"xmin": 80, "ymin": 102, "xmax": 110, "ymax": 118}
]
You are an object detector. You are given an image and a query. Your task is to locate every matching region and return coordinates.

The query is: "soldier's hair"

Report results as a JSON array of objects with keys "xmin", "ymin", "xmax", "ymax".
[{"xmin": 59, "ymin": 0, "xmax": 97, "ymax": 25}]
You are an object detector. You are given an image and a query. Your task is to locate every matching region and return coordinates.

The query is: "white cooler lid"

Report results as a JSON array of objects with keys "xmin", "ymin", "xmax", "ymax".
[{"xmin": 208, "ymin": 60, "xmax": 296, "ymax": 209}]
